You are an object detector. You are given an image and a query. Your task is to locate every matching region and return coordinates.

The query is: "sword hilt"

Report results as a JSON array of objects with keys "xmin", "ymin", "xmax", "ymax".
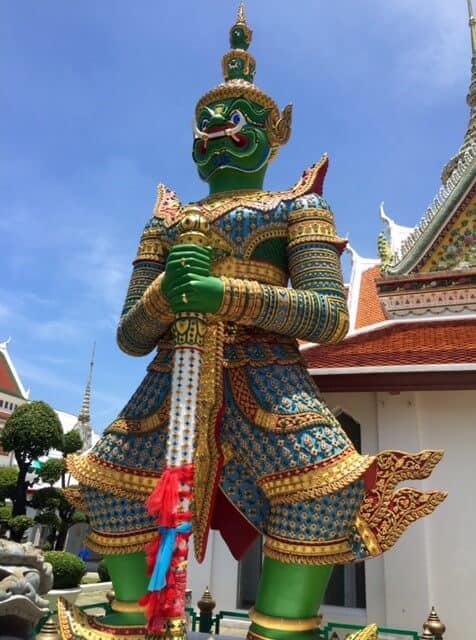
[
  {"xmin": 172, "ymin": 208, "xmax": 210, "ymax": 349},
  {"xmin": 176, "ymin": 208, "xmax": 209, "ymax": 246}
]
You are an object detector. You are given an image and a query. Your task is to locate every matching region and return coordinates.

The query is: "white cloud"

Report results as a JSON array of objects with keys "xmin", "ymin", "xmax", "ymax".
[{"xmin": 383, "ymin": 0, "xmax": 469, "ymax": 94}]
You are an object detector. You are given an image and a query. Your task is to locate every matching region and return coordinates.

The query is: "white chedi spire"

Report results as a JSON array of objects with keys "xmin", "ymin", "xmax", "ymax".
[{"xmin": 74, "ymin": 343, "xmax": 95, "ymax": 451}]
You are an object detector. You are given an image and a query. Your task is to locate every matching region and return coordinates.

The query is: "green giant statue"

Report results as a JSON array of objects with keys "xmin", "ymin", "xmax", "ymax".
[{"xmin": 58, "ymin": 5, "xmax": 446, "ymax": 640}]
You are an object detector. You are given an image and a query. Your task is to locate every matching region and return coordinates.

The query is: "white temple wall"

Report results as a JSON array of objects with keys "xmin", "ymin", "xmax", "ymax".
[
  {"xmin": 188, "ymin": 530, "xmax": 239, "ymax": 611},
  {"xmin": 322, "ymin": 388, "xmax": 475, "ymax": 638}
]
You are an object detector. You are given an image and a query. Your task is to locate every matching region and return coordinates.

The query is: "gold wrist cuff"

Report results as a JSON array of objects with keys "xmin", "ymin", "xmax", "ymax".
[
  {"xmin": 143, "ymin": 273, "xmax": 174, "ymax": 319},
  {"xmin": 249, "ymin": 607, "xmax": 321, "ymax": 632}
]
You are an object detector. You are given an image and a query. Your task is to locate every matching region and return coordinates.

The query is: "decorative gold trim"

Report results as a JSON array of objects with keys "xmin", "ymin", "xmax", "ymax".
[
  {"xmin": 357, "ymin": 449, "xmax": 447, "ymax": 555},
  {"xmin": 57, "ymin": 597, "xmax": 146, "ymax": 640},
  {"xmin": 135, "ymin": 227, "xmax": 165, "ymax": 262},
  {"xmin": 227, "ymin": 366, "xmax": 337, "ymax": 433},
  {"xmin": 111, "ymin": 599, "xmax": 145, "ymax": 614},
  {"xmin": 195, "ymin": 81, "xmax": 280, "ymax": 124},
  {"xmin": 264, "ymin": 535, "xmax": 354, "ymax": 566},
  {"xmin": 142, "ymin": 273, "xmax": 174, "ymax": 321},
  {"xmin": 347, "ymin": 624, "xmax": 379, "ymax": 640},
  {"xmin": 192, "ymin": 322, "xmax": 226, "ymax": 563},
  {"xmin": 222, "ymin": 50, "xmax": 256, "ymax": 81},
  {"xmin": 86, "ymin": 528, "xmax": 156, "ymax": 555},
  {"xmin": 249, "ymin": 607, "xmax": 321, "ymax": 632},
  {"xmin": 259, "ymin": 451, "xmax": 374, "ymax": 503},
  {"xmin": 63, "ymin": 486, "xmax": 86, "ymax": 511},
  {"xmin": 355, "ymin": 514, "xmax": 381, "ymax": 557},
  {"xmin": 154, "ymin": 157, "xmax": 328, "ymax": 228},
  {"xmin": 105, "ymin": 400, "xmax": 170, "ymax": 435},
  {"xmin": 67, "ymin": 453, "xmax": 161, "ymax": 501},
  {"xmin": 213, "ymin": 257, "xmax": 287, "ymax": 286}
]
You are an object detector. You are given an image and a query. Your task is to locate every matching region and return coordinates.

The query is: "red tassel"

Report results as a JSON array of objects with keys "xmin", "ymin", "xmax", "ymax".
[
  {"xmin": 142, "ymin": 463, "xmax": 195, "ymax": 632},
  {"xmin": 146, "ymin": 468, "xmax": 180, "ymax": 527}
]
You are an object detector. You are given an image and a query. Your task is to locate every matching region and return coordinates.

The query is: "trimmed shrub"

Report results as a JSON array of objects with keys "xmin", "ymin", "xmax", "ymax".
[
  {"xmin": 0, "ymin": 504, "xmax": 12, "ymax": 523},
  {"xmin": 44, "ymin": 550, "xmax": 86, "ymax": 589},
  {"xmin": 8, "ymin": 515, "xmax": 34, "ymax": 541},
  {"xmin": 97, "ymin": 558, "xmax": 110, "ymax": 582}
]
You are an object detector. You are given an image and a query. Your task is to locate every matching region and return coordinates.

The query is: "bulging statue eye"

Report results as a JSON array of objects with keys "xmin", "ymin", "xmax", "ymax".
[
  {"xmin": 200, "ymin": 118, "xmax": 209, "ymax": 130},
  {"xmin": 229, "ymin": 110, "xmax": 246, "ymax": 127}
]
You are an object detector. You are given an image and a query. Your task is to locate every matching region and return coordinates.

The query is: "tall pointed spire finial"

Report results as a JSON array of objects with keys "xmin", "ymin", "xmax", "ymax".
[
  {"xmin": 237, "ymin": 1, "xmax": 247, "ymax": 25},
  {"xmin": 441, "ymin": 0, "xmax": 476, "ymax": 183},
  {"xmin": 468, "ymin": 0, "xmax": 476, "ymax": 54},
  {"xmin": 76, "ymin": 342, "xmax": 95, "ymax": 450}
]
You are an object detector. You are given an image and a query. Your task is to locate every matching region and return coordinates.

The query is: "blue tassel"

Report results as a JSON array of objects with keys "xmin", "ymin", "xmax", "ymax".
[{"xmin": 148, "ymin": 522, "xmax": 192, "ymax": 592}]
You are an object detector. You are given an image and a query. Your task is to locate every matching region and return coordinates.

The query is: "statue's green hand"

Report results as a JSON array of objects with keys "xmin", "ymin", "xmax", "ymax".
[
  {"xmin": 162, "ymin": 245, "xmax": 212, "ymax": 296},
  {"xmin": 161, "ymin": 244, "xmax": 224, "ymax": 314},
  {"xmin": 167, "ymin": 275, "xmax": 225, "ymax": 314}
]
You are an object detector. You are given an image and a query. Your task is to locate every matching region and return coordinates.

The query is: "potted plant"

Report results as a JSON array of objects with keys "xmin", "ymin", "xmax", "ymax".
[{"xmin": 43, "ymin": 550, "xmax": 86, "ymax": 609}]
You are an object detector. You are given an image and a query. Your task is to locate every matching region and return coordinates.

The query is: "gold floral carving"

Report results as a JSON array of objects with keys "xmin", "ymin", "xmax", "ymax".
[
  {"xmin": 357, "ymin": 450, "xmax": 447, "ymax": 556},
  {"xmin": 347, "ymin": 624, "xmax": 379, "ymax": 640},
  {"xmin": 259, "ymin": 451, "xmax": 374, "ymax": 503},
  {"xmin": 192, "ymin": 322, "xmax": 225, "ymax": 563}
]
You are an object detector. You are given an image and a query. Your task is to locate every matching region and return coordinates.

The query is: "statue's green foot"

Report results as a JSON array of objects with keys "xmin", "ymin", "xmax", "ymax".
[{"xmin": 57, "ymin": 597, "xmax": 188, "ymax": 640}]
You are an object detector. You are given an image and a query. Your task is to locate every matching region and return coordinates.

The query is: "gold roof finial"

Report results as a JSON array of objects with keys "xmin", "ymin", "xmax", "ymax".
[
  {"xmin": 237, "ymin": 1, "xmax": 247, "ymax": 25},
  {"xmin": 468, "ymin": 0, "xmax": 476, "ymax": 54}
]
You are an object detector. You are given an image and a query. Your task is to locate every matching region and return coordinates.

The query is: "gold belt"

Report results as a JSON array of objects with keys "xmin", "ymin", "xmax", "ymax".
[{"xmin": 213, "ymin": 257, "xmax": 287, "ymax": 286}]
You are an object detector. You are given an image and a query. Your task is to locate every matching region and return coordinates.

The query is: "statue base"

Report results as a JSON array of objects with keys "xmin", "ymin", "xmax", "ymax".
[
  {"xmin": 57, "ymin": 597, "xmax": 192, "ymax": 640},
  {"xmin": 56, "ymin": 597, "xmax": 378, "ymax": 640}
]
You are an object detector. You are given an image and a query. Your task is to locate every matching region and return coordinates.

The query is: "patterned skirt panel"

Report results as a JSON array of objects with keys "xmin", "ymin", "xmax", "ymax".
[{"xmin": 79, "ymin": 340, "xmax": 367, "ymax": 559}]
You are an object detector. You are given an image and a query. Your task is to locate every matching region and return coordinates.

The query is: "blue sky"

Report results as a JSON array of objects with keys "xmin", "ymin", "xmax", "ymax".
[{"xmin": 0, "ymin": 0, "xmax": 471, "ymax": 431}]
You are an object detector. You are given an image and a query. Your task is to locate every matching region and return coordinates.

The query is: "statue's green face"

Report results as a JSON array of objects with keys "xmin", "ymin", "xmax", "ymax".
[{"xmin": 192, "ymin": 97, "xmax": 271, "ymax": 183}]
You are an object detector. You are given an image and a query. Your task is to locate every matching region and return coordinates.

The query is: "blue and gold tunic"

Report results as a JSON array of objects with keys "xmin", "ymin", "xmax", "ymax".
[{"xmin": 67, "ymin": 160, "xmax": 445, "ymax": 566}]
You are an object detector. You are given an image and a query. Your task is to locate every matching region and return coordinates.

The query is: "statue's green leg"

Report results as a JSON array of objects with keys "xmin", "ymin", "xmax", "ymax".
[
  {"xmin": 248, "ymin": 557, "xmax": 333, "ymax": 640},
  {"xmin": 100, "ymin": 552, "xmax": 149, "ymax": 626}
]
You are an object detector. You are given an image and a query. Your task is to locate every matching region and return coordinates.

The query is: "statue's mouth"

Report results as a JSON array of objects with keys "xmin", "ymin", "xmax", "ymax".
[{"xmin": 194, "ymin": 120, "xmax": 248, "ymax": 154}]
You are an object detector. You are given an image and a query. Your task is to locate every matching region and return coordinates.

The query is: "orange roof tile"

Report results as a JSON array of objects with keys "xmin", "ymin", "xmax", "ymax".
[
  {"xmin": 355, "ymin": 266, "xmax": 387, "ymax": 329},
  {"xmin": 304, "ymin": 319, "xmax": 476, "ymax": 369}
]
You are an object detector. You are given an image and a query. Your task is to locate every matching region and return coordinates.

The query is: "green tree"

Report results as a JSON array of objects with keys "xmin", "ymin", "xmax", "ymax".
[
  {"xmin": 59, "ymin": 430, "xmax": 83, "ymax": 487},
  {"xmin": 8, "ymin": 515, "xmax": 34, "ymax": 542},
  {"xmin": 62, "ymin": 430, "xmax": 83, "ymax": 455},
  {"xmin": 0, "ymin": 467, "xmax": 18, "ymax": 503},
  {"xmin": 0, "ymin": 401, "xmax": 63, "ymax": 516},
  {"xmin": 30, "ymin": 486, "xmax": 87, "ymax": 550},
  {"xmin": 39, "ymin": 458, "xmax": 66, "ymax": 486}
]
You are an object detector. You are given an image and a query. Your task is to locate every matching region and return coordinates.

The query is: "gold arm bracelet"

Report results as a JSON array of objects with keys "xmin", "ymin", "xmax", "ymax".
[
  {"xmin": 110, "ymin": 599, "xmax": 146, "ymax": 614},
  {"xmin": 249, "ymin": 607, "xmax": 322, "ymax": 632}
]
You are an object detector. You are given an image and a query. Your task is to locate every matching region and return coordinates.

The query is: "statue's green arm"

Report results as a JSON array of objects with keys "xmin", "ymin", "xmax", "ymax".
[
  {"xmin": 117, "ymin": 221, "xmax": 174, "ymax": 356},
  {"xmin": 215, "ymin": 199, "xmax": 349, "ymax": 344}
]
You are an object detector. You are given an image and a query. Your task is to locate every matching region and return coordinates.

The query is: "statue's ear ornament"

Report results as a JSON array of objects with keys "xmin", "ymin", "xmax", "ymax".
[{"xmin": 267, "ymin": 104, "xmax": 293, "ymax": 147}]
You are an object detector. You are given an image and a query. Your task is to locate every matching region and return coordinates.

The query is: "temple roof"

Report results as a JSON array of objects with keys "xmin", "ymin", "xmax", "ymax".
[
  {"xmin": 0, "ymin": 340, "xmax": 29, "ymax": 400},
  {"xmin": 303, "ymin": 319, "xmax": 476, "ymax": 372}
]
